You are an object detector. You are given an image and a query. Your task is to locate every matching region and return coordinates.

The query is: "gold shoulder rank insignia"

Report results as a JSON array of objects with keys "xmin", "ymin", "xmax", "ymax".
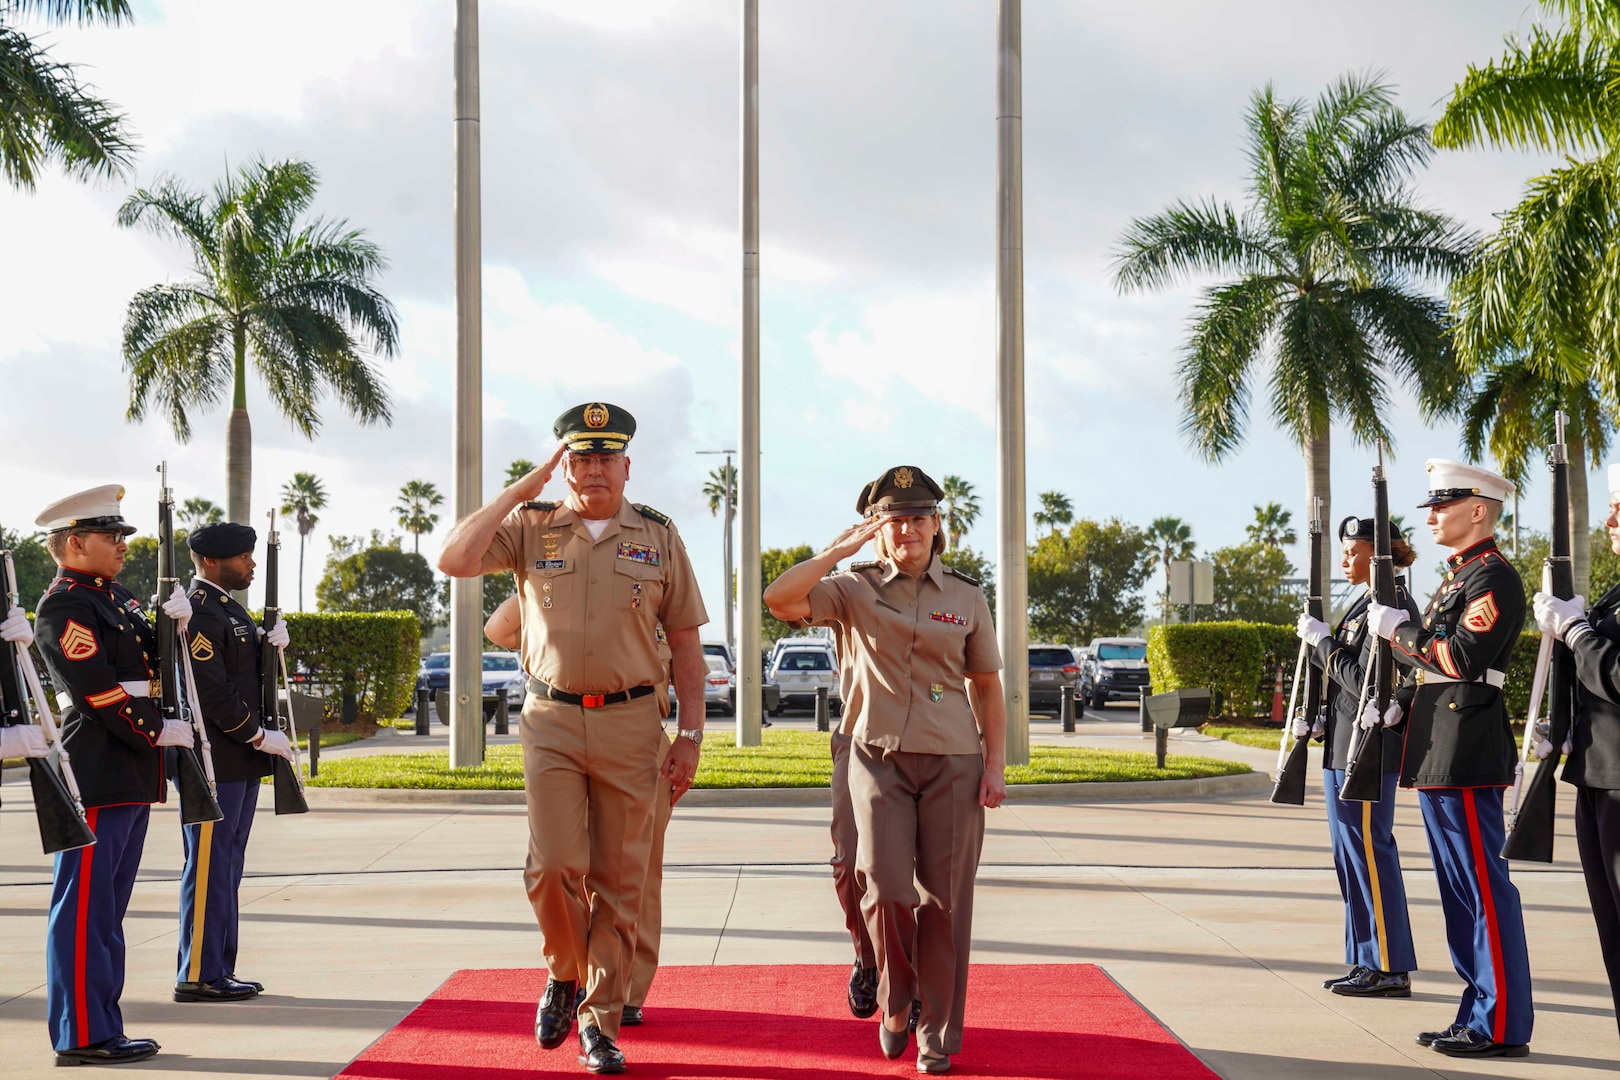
[
  {"xmin": 848, "ymin": 561, "xmax": 881, "ymax": 572},
  {"xmin": 190, "ymin": 633, "xmax": 215, "ymax": 662},
  {"xmin": 60, "ymin": 620, "xmax": 97, "ymax": 661},
  {"xmin": 636, "ymin": 504, "xmax": 672, "ymax": 527},
  {"xmin": 523, "ymin": 500, "xmax": 558, "ymax": 512},
  {"xmin": 943, "ymin": 566, "xmax": 981, "ymax": 587}
]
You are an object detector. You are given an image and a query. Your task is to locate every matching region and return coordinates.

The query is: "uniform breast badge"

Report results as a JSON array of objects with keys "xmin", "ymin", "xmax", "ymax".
[
  {"xmin": 930, "ymin": 610, "xmax": 968, "ymax": 626},
  {"xmin": 617, "ymin": 541, "xmax": 660, "ymax": 566},
  {"xmin": 930, "ymin": 683, "xmax": 944, "ymax": 702},
  {"xmin": 631, "ymin": 581, "xmax": 644, "ymax": 610},
  {"xmin": 542, "ymin": 581, "xmax": 554, "ymax": 609}
]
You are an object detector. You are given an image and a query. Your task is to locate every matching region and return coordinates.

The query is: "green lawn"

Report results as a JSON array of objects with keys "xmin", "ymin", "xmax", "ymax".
[
  {"xmin": 298, "ymin": 730, "xmax": 369, "ymax": 751},
  {"xmin": 304, "ymin": 730, "xmax": 1250, "ymax": 790},
  {"xmin": 1201, "ymin": 724, "xmax": 1285, "ymax": 750}
]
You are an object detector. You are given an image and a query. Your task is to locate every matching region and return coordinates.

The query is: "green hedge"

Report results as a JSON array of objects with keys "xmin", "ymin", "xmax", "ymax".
[
  {"xmin": 1148, "ymin": 620, "xmax": 1298, "ymax": 720},
  {"xmin": 277, "ymin": 611, "xmax": 420, "ymax": 723},
  {"xmin": 1503, "ymin": 629, "xmax": 1540, "ymax": 720}
]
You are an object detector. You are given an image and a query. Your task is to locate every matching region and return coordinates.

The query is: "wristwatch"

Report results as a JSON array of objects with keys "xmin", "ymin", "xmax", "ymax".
[{"xmin": 676, "ymin": 727, "xmax": 704, "ymax": 747}]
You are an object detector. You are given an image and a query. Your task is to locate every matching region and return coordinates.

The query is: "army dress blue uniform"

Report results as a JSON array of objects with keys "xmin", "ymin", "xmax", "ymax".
[
  {"xmin": 1313, "ymin": 575, "xmax": 1420, "ymax": 985},
  {"xmin": 174, "ymin": 574, "xmax": 272, "ymax": 997},
  {"xmin": 1385, "ymin": 528, "xmax": 1532, "ymax": 1051}
]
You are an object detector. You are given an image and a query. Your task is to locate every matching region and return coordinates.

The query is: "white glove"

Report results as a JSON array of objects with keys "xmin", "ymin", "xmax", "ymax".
[
  {"xmin": 1365, "ymin": 601, "xmax": 1409, "ymax": 641},
  {"xmin": 1296, "ymin": 614, "xmax": 1330, "ymax": 647},
  {"xmin": 1532, "ymin": 591, "xmax": 1588, "ymax": 642},
  {"xmin": 0, "ymin": 606, "xmax": 33, "ymax": 647},
  {"xmin": 264, "ymin": 621, "xmax": 290, "ymax": 651},
  {"xmin": 1312, "ymin": 715, "xmax": 1327, "ymax": 740},
  {"xmin": 1534, "ymin": 737, "xmax": 1555, "ymax": 760},
  {"xmin": 0, "ymin": 724, "xmax": 50, "ymax": 759},
  {"xmin": 156, "ymin": 719, "xmax": 195, "ymax": 748},
  {"xmin": 1291, "ymin": 715, "xmax": 1311, "ymax": 738},
  {"xmin": 162, "ymin": 585, "xmax": 192, "ymax": 633},
  {"xmin": 255, "ymin": 728, "xmax": 294, "ymax": 760},
  {"xmin": 1359, "ymin": 700, "xmax": 1403, "ymax": 730}
]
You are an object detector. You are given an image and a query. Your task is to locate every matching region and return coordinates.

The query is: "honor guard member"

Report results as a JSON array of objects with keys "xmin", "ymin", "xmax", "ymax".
[
  {"xmin": 32, "ymin": 486, "xmax": 197, "ymax": 1067},
  {"xmin": 765, "ymin": 466, "xmax": 1006, "ymax": 1076},
  {"xmin": 171, "ymin": 522, "xmax": 295, "ymax": 1004},
  {"xmin": 439, "ymin": 402, "xmax": 709, "ymax": 1076},
  {"xmin": 1297, "ymin": 515, "xmax": 1421, "ymax": 997},
  {"xmin": 1366, "ymin": 460, "xmax": 1533, "ymax": 1058},
  {"xmin": 1531, "ymin": 463, "xmax": 1620, "ymax": 1036}
]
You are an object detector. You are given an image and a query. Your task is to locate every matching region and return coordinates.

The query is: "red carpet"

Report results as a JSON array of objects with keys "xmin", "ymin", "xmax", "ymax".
[{"xmin": 336, "ymin": 964, "xmax": 1217, "ymax": 1079}]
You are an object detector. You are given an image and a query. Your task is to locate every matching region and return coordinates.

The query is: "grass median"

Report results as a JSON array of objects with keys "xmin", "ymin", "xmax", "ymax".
[
  {"xmin": 1200, "ymin": 724, "xmax": 1285, "ymax": 750},
  {"xmin": 303, "ymin": 730, "xmax": 1251, "ymax": 790}
]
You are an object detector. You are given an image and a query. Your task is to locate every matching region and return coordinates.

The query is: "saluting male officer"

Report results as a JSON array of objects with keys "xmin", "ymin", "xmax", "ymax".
[
  {"xmin": 32, "ymin": 486, "xmax": 197, "ymax": 1066},
  {"xmin": 439, "ymin": 403, "xmax": 708, "ymax": 1076},
  {"xmin": 170, "ymin": 522, "xmax": 295, "ymax": 1003},
  {"xmin": 1530, "ymin": 463, "xmax": 1620, "ymax": 1036},
  {"xmin": 1366, "ymin": 460, "xmax": 1533, "ymax": 1058}
]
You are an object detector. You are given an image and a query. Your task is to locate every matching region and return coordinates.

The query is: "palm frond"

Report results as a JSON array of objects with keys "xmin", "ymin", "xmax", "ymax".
[
  {"xmin": 116, "ymin": 178, "xmax": 217, "ymax": 271},
  {"xmin": 1349, "ymin": 284, "xmax": 1463, "ymax": 420},
  {"xmin": 0, "ymin": 25, "xmax": 135, "ymax": 190},
  {"xmin": 1176, "ymin": 276, "xmax": 1284, "ymax": 459},
  {"xmin": 1433, "ymin": 25, "xmax": 1616, "ymax": 153},
  {"xmin": 1111, "ymin": 199, "xmax": 1280, "ymax": 292},
  {"xmin": 122, "ymin": 312, "xmax": 231, "ymax": 441},
  {"xmin": 1, "ymin": 1, "xmax": 131, "ymax": 26},
  {"xmin": 1243, "ymin": 83, "xmax": 1303, "ymax": 224},
  {"xmin": 1272, "ymin": 291, "xmax": 1381, "ymax": 448}
]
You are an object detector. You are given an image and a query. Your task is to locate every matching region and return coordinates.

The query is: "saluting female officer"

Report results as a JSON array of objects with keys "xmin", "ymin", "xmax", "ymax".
[
  {"xmin": 1297, "ymin": 516, "xmax": 1420, "ymax": 998},
  {"xmin": 765, "ymin": 466, "xmax": 1006, "ymax": 1077}
]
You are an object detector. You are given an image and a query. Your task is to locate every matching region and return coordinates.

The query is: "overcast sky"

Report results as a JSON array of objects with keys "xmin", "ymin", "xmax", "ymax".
[{"xmin": 0, "ymin": 0, "xmax": 1583, "ymax": 622}]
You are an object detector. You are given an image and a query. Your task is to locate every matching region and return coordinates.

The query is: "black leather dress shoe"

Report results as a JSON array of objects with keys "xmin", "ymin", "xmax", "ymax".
[
  {"xmin": 1323, "ymin": 965, "xmax": 1367, "ymax": 989},
  {"xmin": 173, "ymin": 978, "xmax": 257, "ymax": 1003},
  {"xmin": 1416, "ymin": 1024, "xmax": 1465, "ymax": 1047},
  {"xmin": 847, "ymin": 964, "xmax": 879, "ymax": 1018},
  {"xmin": 909, "ymin": 999, "xmax": 920, "ymax": 1032},
  {"xmin": 621, "ymin": 1005, "xmax": 643, "ymax": 1026},
  {"xmin": 917, "ymin": 1049, "xmax": 951, "ymax": 1075},
  {"xmin": 1430, "ymin": 1027, "xmax": 1529, "ymax": 1057},
  {"xmin": 1331, "ymin": 968, "xmax": 1410, "ymax": 998},
  {"xmin": 54, "ymin": 1035, "xmax": 159, "ymax": 1066},
  {"xmin": 535, "ymin": 978, "xmax": 579, "ymax": 1050},
  {"xmin": 578, "ymin": 1025, "xmax": 627, "ymax": 1074},
  {"xmin": 227, "ymin": 972, "xmax": 264, "ymax": 993},
  {"xmin": 879, "ymin": 1015, "xmax": 910, "ymax": 1060}
]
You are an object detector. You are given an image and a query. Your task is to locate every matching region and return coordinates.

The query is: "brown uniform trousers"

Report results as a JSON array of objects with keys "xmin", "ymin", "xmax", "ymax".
[
  {"xmin": 830, "ymin": 732, "xmax": 876, "ymax": 966},
  {"xmin": 627, "ymin": 735, "xmax": 673, "ymax": 1007}
]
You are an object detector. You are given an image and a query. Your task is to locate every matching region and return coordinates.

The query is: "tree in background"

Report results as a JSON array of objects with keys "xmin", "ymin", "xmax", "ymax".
[
  {"xmin": 1145, "ymin": 517, "xmax": 1196, "ymax": 625},
  {"xmin": 394, "ymin": 479, "xmax": 443, "ymax": 554},
  {"xmin": 177, "ymin": 497, "xmax": 223, "ymax": 530},
  {"xmin": 120, "ymin": 528, "xmax": 188, "ymax": 606},
  {"xmin": 703, "ymin": 462, "xmax": 737, "ymax": 519},
  {"xmin": 0, "ymin": 0, "xmax": 136, "ymax": 191},
  {"xmin": 119, "ymin": 158, "xmax": 399, "ymax": 529},
  {"xmin": 505, "ymin": 459, "xmax": 536, "ymax": 486},
  {"xmin": 317, "ymin": 531, "xmax": 441, "ymax": 631},
  {"xmin": 940, "ymin": 475, "xmax": 981, "ymax": 551},
  {"xmin": 1033, "ymin": 491, "xmax": 1074, "ymax": 536},
  {"xmin": 939, "ymin": 546, "xmax": 997, "ymax": 613},
  {"xmin": 1209, "ymin": 542, "xmax": 1296, "ymax": 624},
  {"xmin": 0, "ymin": 527, "xmax": 54, "ymax": 610},
  {"xmin": 1027, "ymin": 519, "xmax": 1154, "ymax": 644},
  {"xmin": 1114, "ymin": 73, "xmax": 1472, "ymax": 591},
  {"xmin": 1245, "ymin": 502, "xmax": 1297, "ymax": 548},
  {"xmin": 278, "ymin": 471, "xmax": 327, "ymax": 612},
  {"xmin": 759, "ymin": 545, "xmax": 815, "ymax": 651}
]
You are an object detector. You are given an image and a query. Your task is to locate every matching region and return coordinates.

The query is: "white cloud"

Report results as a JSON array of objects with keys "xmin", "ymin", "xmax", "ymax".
[{"xmin": 809, "ymin": 294, "xmax": 995, "ymax": 420}]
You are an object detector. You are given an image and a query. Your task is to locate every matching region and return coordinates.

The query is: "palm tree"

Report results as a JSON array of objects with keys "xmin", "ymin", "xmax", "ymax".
[
  {"xmin": 940, "ymin": 475, "xmax": 981, "ymax": 551},
  {"xmin": 1113, "ymin": 73, "xmax": 1472, "ymax": 589},
  {"xmin": 505, "ymin": 458, "xmax": 537, "ymax": 487},
  {"xmin": 278, "ymin": 471, "xmax": 326, "ymax": 612},
  {"xmin": 1033, "ymin": 491, "xmax": 1074, "ymax": 535},
  {"xmin": 0, "ymin": 0, "xmax": 136, "ymax": 191},
  {"xmin": 1245, "ymin": 502, "xmax": 1298, "ymax": 548},
  {"xmin": 703, "ymin": 463, "xmax": 737, "ymax": 519},
  {"xmin": 178, "ymin": 497, "xmax": 223, "ymax": 530},
  {"xmin": 1435, "ymin": 1, "xmax": 1620, "ymax": 596},
  {"xmin": 1146, "ymin": 517, "xmax": 1196, "ymax": 624},
  {"xmin": 394, "ymin": 480, "xmax": 443, "ymax": 555},
  {"xmin": 118, "ymin": 158, "xmax": 399, "ymax": 528}
]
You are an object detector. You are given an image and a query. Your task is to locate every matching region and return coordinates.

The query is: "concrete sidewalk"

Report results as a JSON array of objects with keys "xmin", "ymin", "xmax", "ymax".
[{"xmin": 2, "ymin": 735, "xmax": 1614, "ymax": 1078}]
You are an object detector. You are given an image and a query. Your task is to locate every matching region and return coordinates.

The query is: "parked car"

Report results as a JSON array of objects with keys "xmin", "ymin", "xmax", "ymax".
[
  {"xmin": 1080, "ymin": 637, "xmax": 1150, "ymax": 708},
  {"xmin": 416, "ymin": 652, "xmax": 450, "ymax": 693},
  {"xmin": 1027, "ymin": 644, "xmax": 1081, "ymax": 712},
  {"xmin": 767, "ymin": 634, "xmax": 834, "ymax": 670},
  {"xmin": 702, "ymin": 655, "xmax": 733, "ymax": 714},
  {"xmin": 768, "ymin": 643, "xmax": 841, "ymax": 715},
  {"xmin": 416, "ymin": 652, "xmax": 526, "ymax": 718},
  {"xmin": 702, "ymin": 641, "xmax": 736, "ymax": 673}
]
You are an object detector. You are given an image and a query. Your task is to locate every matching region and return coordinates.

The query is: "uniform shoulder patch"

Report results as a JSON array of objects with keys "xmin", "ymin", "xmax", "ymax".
[
  {"xmin": 635, "ymin": 503, "xmax": 672, "ymax": 527},
  {"xmin": 59, "ymin": 619, "xmax": 97, "ymax": 661},
  {"xmin": 847, "ymin": 560, "xmax": 881, "ymax": 572},
  {"xmin": 1463, "ymin": 592, "xmax": 1500, "ymax": 634},
  {"xmin": 189, "ymin": 633, "xmax": 215, "ymax": 662},
  {"xmin": 522, "ymin": 500, "xmax": 557, "ymax": 512},
  {"xmin": 944, "ymin": 566, "xmax": 981, "ymax": 587}
]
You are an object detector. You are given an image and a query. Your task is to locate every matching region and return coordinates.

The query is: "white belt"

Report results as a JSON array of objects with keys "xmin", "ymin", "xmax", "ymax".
[
  {"xmin": 1418, "ymin": 669, "xmax": 1505, "ymax": 688},
  {"xmin": 120, "ymin": 680, "xmax": 151, "ymax": 697}
]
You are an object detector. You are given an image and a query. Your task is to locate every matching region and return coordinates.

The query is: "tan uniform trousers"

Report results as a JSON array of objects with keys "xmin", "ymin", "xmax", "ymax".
[
  {"xmin": 851, "ymin": 740, "xmax": 985, "ymax": 1057},
  {"xmin": 626, "ymin": 736, "xmax": 673, "ymax": 1007},
  {"xmin": 520, "ymin": 692, "xmax": 665, "ymax": 1039},
  {"xmin": 830, "ymin": 732, "xmax": 876, "ymax": 967}
]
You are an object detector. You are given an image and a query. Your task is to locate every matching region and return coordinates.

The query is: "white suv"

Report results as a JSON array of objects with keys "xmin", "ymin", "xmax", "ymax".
[{"xmin": 768, "ymin": 644, "xmax": 842, "ymax": 715}]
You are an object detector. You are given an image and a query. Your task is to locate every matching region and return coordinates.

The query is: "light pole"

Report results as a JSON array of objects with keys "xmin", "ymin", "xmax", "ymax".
[
  {"xmin": 736, "ymin": 0, "xmax": 762, "ymax": 748},
  {"xmin": 698, "ymin": 450, "xmax": 738, "ymax": 655}
]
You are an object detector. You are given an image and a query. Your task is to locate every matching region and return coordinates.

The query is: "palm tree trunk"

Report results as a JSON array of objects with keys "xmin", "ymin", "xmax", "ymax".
[
  {"xmin": 226, "ymin": 325, "xmax": 251, "ymax": 605},
  {"xmin": 1569, "ymin": 434, "xmax": 1591, "ymax": 597},
  {"xmin": 297, "ymin": 530, "xmax": 307, "ymax": 612},
  {"xmin": 1303, "ymin": 420, "xmax": 1331, "ymax": 609}
]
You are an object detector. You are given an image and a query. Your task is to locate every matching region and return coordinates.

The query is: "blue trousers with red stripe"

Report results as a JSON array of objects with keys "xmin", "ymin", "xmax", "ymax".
[
  {"xmin": 45, "ymin": 804, "xmax": 150, "ymax": 1051},
  {"xmin": 1324, "ymin": 769, "xmax": 1417, "ymax": 973},
  {"xmin": 1420, "ymin": 787, "xmax": 1534, "ymax": 1045},
  {"xmin": 177, "ymin": 779, "xmax": 257, "ymax": 984}
]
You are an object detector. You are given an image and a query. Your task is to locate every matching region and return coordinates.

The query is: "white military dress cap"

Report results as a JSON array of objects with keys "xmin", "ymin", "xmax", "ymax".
[
  {"xmin": 35, "ymin": 484, "xmax": 137, "ymax": 535},
  {"xmin": 1417, "ymin": 459, "xmax": 1515, "ymax": 508}
]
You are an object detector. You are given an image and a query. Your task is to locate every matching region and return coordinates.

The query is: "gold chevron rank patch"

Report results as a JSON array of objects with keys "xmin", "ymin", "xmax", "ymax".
[
  {"xmin": 189, "ymin": 633, "xmax": 215, "ymax": 662},
  {"xmin": 59, "ymin": 620, "xmax": 97, "ymax": 661},
  {"xmin": 1463, "ymin": 592, "xmax": 1499, "ymax": 634}
]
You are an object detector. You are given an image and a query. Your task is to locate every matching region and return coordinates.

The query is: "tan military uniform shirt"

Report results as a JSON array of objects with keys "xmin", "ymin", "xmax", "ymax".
[
  {"xmin": 480, "ymin": 498, "xmax": 707, "ymax": 694},
  {"xmin": 803, "ymin": 557, "xmax": 1000, "ymax": 755}
]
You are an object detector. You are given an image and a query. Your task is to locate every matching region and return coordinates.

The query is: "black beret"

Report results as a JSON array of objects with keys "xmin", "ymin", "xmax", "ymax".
[
  {"xmin": 856, "ymin": 465, "xmax": 945, "ymax": 516},
  {"xmin": 1338, "ymin": 515, "xmax": 1376, "ymax": 542},
  {"xmin": 554, "ymin": 402, "xmax": 636, "ymax": 453},
  {"xmin": 187, "ymin": 522, "xmax": 257, "ymax": 559}
]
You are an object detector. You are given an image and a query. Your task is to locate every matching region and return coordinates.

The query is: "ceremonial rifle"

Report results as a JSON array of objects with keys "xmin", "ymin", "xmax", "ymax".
[
  {"xmin": 1270, "ymin": 498, "xmax": 1323, "ymax": 805},
  {"xmin": 1504, "ymin": 412, "xmax": 1573, "ymax": 862},
  {"xmin": 156, "ymin": 463, "xmax": 223, "ymax": 825},
  {"xmin": 261, "ymin": 510, "xmax": 308, "ymax": 815},
  {"xmin": 1, "ymin": 543, "xmax": 96, "ymax": 853},
  {"xmin": 1340, "ymin": 447, "xmax": 1396, "ymax": 803}
]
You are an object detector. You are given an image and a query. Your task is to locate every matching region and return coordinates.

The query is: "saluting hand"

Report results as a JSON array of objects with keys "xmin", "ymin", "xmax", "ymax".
[
  {"xmin": 819, "ymin": 518, "xmax": 884, "ymax": 563},
  {"xmin": 510, "ymin": 443, "xmax": 568, "ymax": 502},
  {"xmin": 663, "ymin": 735, "xmax": 701, "ymax": 803}
]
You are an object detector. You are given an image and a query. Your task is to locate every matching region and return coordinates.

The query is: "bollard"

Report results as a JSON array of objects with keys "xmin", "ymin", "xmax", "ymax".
[
  {"xmin": 1139, "ymin": 685, "xmax": 1152, "ymax": 733},
  {"xmin": 1060, "ymin": 685, "xmax": 1075, "ymax": 733},
  {"xmin": 1155, "ymin": 723, "xmax": 1168, "ymax": 769},
  {"xmin": 415, "ymin": 688, "xmax": 431, "ymax": 736},
  {"xmin": 308, "ymin": 721, "xmax": 321, "ymax": 778},
  {"xmin": 495, "ymin": 688, "xmax": 509, "ymax": 735},
  {"xmin": 815, "ymin": 686, "xmax": 830, "ymax": 732}
]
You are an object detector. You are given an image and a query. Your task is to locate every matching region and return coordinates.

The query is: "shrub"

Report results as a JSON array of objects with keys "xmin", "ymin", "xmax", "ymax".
[
  {"xmin": 278, "ymin": 611, "xmax": 420, "ymax": 723},
  {"xmin": 1147, "ymin": 621, "xmax": 1264, "ymax": 719},
  {"xmin": 1502, "ymin": 629, "xmax": 1540, "ymax": 720}
]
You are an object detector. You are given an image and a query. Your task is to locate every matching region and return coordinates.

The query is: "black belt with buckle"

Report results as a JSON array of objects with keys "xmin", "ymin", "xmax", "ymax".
[{"xmin": 527, "ymin": 678, "xmax": 655, "ymax": 709}]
